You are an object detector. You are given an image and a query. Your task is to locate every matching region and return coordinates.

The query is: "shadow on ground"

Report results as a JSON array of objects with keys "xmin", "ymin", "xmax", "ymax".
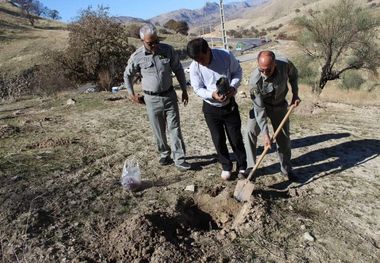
[
  {"xmin": 269, "ymin": 138, "xmax": 380, "ymax": 190},
  {"xmin": 255, "ymin": 132, "xmax": 353, "ymax": 177},
  {"xmin": 185, "ymin": 153, "xmax": 218, "ymax": 171}
]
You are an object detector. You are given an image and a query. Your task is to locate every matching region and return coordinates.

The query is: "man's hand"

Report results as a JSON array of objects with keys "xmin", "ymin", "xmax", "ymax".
[
  {"xmin": 212, "ymin": 91, "xmax": 227, "ymax": 102},
  {"xmin": 224, "ymin": 87, "xmax": 237, "ymax": 99},
  {"xmin": 129, "ymin": 94, "xmax": 145, "ymax": 104},
  {"xmin": 263, "ymin": 132, "xmax": 272, "ymax": 150},
  {"xmin": 182, "ymin": 89, "xmax": 189, "ymax": 106},
  {"xmin": 291, "ymin": 94, "xmax": 301, "ymax": 107}
]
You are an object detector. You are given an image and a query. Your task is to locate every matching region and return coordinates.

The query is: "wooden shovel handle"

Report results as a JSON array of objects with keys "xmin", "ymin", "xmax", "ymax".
[{"xmin": 246, "ymin": 104, "xmax": 296, "ymax": 181}]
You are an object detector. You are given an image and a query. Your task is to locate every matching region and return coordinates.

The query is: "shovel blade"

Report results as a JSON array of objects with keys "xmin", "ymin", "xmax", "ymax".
[{"xmin": 234, "ymin": 179, "xmax": 255, "ymax": 202}]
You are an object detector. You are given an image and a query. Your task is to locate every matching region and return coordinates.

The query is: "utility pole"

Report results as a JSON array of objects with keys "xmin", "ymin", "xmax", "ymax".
[
  {"xmin": 210, "ymin": 24, "xmax": 214, "ymax": 47},
  {"xmin": 219, "ymin": 0, "xmax": 228, "ymax": 50}
]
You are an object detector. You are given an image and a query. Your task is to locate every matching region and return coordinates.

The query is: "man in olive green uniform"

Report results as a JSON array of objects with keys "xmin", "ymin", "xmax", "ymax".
[
  {"xmin": 245, "ymin": 51, "xmax": 301, "ymax": 180},
  {"xmin": 124, "ymin": 24, "xmax": 191, "ymax": 171}
]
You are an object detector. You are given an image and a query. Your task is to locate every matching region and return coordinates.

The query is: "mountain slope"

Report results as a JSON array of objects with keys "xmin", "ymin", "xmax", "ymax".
[{"xmin": 148, "ymin": 1, "xmax": 266, "ymax": 29}]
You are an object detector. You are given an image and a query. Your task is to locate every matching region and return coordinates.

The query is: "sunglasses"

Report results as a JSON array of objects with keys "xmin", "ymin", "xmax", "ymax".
[
  {"xmin": 144, "ymin": 39, "xmax": 159, "ymax": 47},
  {"xmin": 258, "ymin": 64, "xmax": 275, "ymax": 74}
]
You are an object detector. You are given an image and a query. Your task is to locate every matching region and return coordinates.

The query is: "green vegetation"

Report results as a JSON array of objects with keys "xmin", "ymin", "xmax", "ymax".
[
  {"xmin": 57, "ymin": 6, "xmax": 135, "ymax": 91},
  {"xmin": 293, "ymin": 55, "xmax": 318, "ymax": 86},
  {"xmin": 295, "ymin": 0, "xmax": 380, "ymax": 91},
  {"xmin": 163, "ymin": 19, "xmax": 189, "ymax": 35},
  {"xmin": 341, "ymin": 71, "xmax": 365, "ymax": 90}
]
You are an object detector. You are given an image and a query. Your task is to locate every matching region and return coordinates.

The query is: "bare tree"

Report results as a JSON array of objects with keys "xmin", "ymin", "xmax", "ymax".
[{"xmin": 295, "ymin": 0, "xmax": 380, "ymax": 91}]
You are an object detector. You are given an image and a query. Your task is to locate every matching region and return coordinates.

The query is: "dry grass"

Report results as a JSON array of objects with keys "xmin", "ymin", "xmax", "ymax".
[{"xmin": 0, "ymin": 2, "xmax": 68, "ymax": 75}]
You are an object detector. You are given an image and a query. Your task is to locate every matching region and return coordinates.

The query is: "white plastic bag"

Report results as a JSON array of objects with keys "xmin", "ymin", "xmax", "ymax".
[{"xmin": 120, "ymin": 159, "xmax": 141, "ymax": 191}]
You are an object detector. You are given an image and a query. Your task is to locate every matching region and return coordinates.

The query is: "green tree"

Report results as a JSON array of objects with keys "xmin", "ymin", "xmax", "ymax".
[
  {"xmin": 13, "ymin": 0, "xmax": 42, "ymax": 26},
  {"xmin": 295, "ymin": 0, "xmax": 380, "ymax": 91},
  {"xmin": 164, "ymin": 19, "xmax": 189, "ymax": 35},
  {"xmin": 60, "ymin": 6, "xmax": 135, "ymax": 90}
]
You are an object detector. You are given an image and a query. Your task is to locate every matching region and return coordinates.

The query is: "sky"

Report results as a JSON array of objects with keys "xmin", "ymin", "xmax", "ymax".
[{"xmin": 40, "ymin": 0, "xmax": 245, "ymax": 22}]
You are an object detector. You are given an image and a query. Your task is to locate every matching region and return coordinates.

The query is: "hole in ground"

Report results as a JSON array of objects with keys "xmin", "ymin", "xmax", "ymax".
[
  {"xmin": 182, "ymin": 203, "xmax": 220, "ymax": 231},
  {"xmin": 145, "ymin": 199, "xmax": 220, "ymax": 245}
]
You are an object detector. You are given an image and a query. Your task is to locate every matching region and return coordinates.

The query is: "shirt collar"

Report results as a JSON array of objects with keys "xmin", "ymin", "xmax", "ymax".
[{"xmin": 143, "ymin": 44, "xmax": 161, "ymax": 55}]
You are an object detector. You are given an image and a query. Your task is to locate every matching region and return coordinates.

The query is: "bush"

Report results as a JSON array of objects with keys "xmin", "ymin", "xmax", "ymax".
[
  {"xmin": 0, "ymin": 72, "xmax": 31, "ymax": 101},
  {"xmin": 293, "ymin": 55, "xmax": 318, "ymax": 87},
  {"xmin": 60, "ymin": 6, "xmax": 135, "ymax": 91},
  {"xmin": 125, "ymin": 23, "xmax": 141, "ymax": 38},
  {"xmin": 341, "ymin": 71, "xmax": 364, "ymax": 90},
  {"xmin": 163, "ymin": 19, "xmax": 189, "ymax": 35},
  {"xmin": 0, "ymin": 56, "xmax": 74, "ymax": 100}
]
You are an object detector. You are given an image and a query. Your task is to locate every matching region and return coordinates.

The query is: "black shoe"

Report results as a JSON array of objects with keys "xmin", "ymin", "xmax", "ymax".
[
  {"xmin": 175, "ymin": 161, "xmax": 191, "ymax": 171},
  {"xmin": 159, "ymin": 156, "xmax": 172, "ymax": 166}
]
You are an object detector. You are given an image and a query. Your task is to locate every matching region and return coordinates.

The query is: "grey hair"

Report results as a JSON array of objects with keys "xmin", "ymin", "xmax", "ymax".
[{"xmin": 139, "ymin": 24, "xmax": 157, "ymax": 40}]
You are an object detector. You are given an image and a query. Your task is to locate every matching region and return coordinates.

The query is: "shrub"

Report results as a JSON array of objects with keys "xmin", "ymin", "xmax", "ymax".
[
  {"xmin": 163, "ymin": 19, "xmax": 189, "ymax": 35},
  {"xmin": 293, "ymin": 55, "xmax": 318, "ymax": 87},
  {"xmin": 59, "ymin": 6, "xmax": 135, "ymax": 91},
  {"xmin": 0, "ymin": 72, "xmax": 31, "ymax": 101},
  {"xmin": 341, "ymin": 71, "xmax": 364, "ymax": 90},
  {"xmin": 0, "ymin": 57, "xmax": 74, "ymax": 100}
]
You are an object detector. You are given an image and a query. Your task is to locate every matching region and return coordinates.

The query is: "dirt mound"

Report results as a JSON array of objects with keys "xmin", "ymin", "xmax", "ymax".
[
  {"xmin": 107, "ymin": 203, "xmax": 205, "ymax": 262},
  {"xmin": 106, "ymin": 189, "xmax": 270, "ymax": 262}
]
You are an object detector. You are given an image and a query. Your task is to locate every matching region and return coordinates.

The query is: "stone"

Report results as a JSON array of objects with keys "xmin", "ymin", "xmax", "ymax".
[
  {"xmin": 229, "ymin": 231, "xmax": 238, "ymax": 241},
  {"xmin": 303, "ymin": 232, "xmax": 315, "ymax": 242},
  {"xmin": 219, "ymin": 212, "xmax": 230, "ymax": 224},
  {"xmin": 66, "ymin": 98, "xmax": 76, "ymax": 105},
  {"xmin": 185, "ymin": 184, "xmax": 195, "ymax": 192}
]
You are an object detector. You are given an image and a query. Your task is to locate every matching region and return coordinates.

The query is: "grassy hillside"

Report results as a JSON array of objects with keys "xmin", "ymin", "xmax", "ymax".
[{"xmin": 0, "ymin": 2, "xmax": 68, "ymax": 75}]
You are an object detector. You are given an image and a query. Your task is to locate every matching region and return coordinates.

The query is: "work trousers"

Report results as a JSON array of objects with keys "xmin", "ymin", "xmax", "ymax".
[
  {"xmin": 202, "ymin": 99, "xmax": 247, "ymax": 172},
  {"xmin": 144, "ymin": 90, "xmax": 186, "ymax": 165},
  {"xmin": 245, "ymin": 102, "xmax": 292, "ymax": 174}
]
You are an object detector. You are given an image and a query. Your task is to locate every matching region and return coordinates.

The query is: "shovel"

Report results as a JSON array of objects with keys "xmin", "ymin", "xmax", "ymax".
[{"xmin": 234, "ymin": 104, "xmax": 296, "ymax": 202}]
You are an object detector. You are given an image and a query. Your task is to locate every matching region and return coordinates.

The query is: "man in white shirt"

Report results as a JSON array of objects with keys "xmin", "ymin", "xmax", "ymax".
[{"xmin": 187, "ymin": 38, "xmax": 247, "ymax": 180}]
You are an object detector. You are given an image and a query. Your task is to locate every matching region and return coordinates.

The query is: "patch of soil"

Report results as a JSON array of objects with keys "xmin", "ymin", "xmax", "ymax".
[
  {"xmin": 106, "ymin": 190, "xmax": 270, "ymax": 262},
  {"xmin": 107, "ymin": 199, "xmax": 208, "ymax": 262}
]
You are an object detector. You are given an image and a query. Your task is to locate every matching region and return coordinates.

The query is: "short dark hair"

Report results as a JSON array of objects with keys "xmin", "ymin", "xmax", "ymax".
[
  {"xmin": 257, "ymin": 50, "xmax": 276, "ymax": 61},
  {"xmin": 187, "ymin": 38, "xmax": 209, "ymax": 59}
]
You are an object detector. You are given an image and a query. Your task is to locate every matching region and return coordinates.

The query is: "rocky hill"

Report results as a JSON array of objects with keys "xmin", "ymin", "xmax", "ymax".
[{"xmin": 115, "ymin": 1, "xmax": 267, "ymax": 31}]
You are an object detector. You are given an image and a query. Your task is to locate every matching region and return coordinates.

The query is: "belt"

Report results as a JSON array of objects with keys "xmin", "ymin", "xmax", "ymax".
[{"xmin": 143, "ymin": 86, "xmax": 174, "ymax": 96}]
